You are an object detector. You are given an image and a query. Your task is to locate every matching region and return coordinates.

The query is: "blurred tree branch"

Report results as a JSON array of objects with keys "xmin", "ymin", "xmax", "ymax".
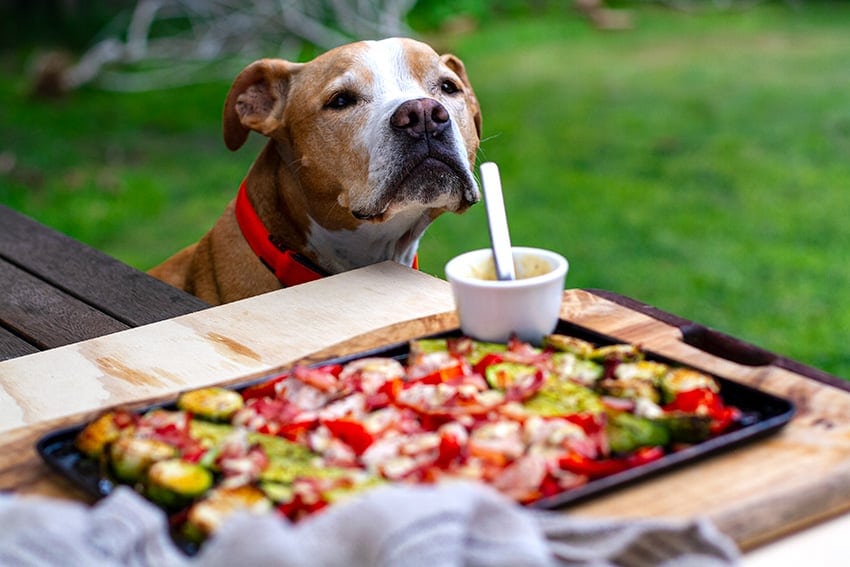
[{"xmin": 31, "ymin": 0, "xmax": 418, "ymax": 96}]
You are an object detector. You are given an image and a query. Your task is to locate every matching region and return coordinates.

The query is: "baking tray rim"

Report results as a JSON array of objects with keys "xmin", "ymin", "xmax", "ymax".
[{"xmin": 36, "ymin": 318, "xmax": 796, "ymax": 512}]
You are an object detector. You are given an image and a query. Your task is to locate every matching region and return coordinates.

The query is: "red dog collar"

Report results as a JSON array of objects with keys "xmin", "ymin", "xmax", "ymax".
[
  {"xmin": 235, "ymin": 180, "xmax": 326, "ymax": 287},
  {"xmin": 234, "ymin": 180, "xmax": 418, "ymax": 287}
]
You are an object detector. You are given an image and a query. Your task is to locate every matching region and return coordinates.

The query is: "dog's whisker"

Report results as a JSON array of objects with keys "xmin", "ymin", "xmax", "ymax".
[
  {"xmin": 285, "ymin": 156, "xmax": 307, "ymax": 175},
  {"xmin": 323, "ymin": 202, "xmax": 346, "ymax": 225}
]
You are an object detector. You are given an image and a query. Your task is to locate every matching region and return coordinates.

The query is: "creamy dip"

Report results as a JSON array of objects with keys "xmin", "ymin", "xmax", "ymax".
[{"xmin": 469, "ymin": 254, "xmax": 552, "ymax": 281}]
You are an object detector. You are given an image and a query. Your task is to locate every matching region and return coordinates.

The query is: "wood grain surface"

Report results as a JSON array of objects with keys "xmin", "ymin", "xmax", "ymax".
[
  {"xmin": 0, "ymin": 205, "xmax": 208, "ymax": 360},
  {"xmin": 0, "ymin": 258, "xmax": 130, "ymax": 349},
  {"xmin": 0, "ymin": 262, "xmax": 456, "ymax": 433},
  {"xmin": 0, "ymin": 205, "xmax": 209, "ymax": 328},
  {"xmin": 2, "ymin": 276, "xmax": 849, "ymax": 552}
]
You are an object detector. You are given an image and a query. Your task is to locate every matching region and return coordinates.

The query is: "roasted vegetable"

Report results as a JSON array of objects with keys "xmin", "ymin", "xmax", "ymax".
[
  {"xmin": 184, "ymin": 485, "xmax": 272, "ymax": 541},
  {"xmin": 259, "ymin": 481, "xmax": 294, "ymax": 503},
  {"xmin": 146, "ymin": 458, "xmax": 213, "ymax": 509},
  {"xmin": 550, "ymin": 352, "xmax": 603, "ymax": 386},
  {"xmin": 485, "ymin": 362, "xmax": 539, "ymax": 390},
  {"xmin": 599, "ymin": 360, "xmax": 667, "ymax": 404},
  {"xmin": 659, "ymin": 368, "xmax": 720, "ymax": 404},
  {"xmin": 590, "ymin": 344, "xmax": 643, "ymax": 364},
  {"xmin": 109, "ymin": 435, "xmax": 178, "ymax": 483},
  {"xmin": 262, "ymin": 467, "xmax": 382, "ymax": 509},
  {"xmin": 410, "ymin": 337, "xmax": 506, "ymax": 365},
  {"xmin": 656, "ymin": 413, "xmax": 713, "ymax": 444},
  {"xmin": 76, "ymin": 411, "xmax": 128, "ymax": 458},
  {"xmin": 524, "ymin": 378, "xmax": 604, "ymax": 416},
  {"xmin": 560, "ymin": 445, "xmax": 665, "ymax": 479},
  {"xmin": 408, "ymin": 338, "xmax": 451, "ymax": 356},
  {"xmin": 600, "ymin": 379, "xmax": 659, "ymax": 404},
  {"xmin": 606, "ymin": 411, "xmax": 670, "ymax": 454},
  {"xmin": 249, "ymin": 430, "xmax": 316, "ymax": 462},
  {"xmin": 664, "ymin": 388, "xmax": 740, "ymax": 435},
  {"xmin": 189, "ymin": 418, "xmax": 235, "ymax": 448},
  {"xmin": 615, "ymin": 360, "xmax": 668, "ymax": 383},
  {"xmin": 177, "ymin": 387, "xmax": 244, "ymax": 422},
  {"xmin": 543, "ymin": 334, "xmax": 595, "ymax": 358}
]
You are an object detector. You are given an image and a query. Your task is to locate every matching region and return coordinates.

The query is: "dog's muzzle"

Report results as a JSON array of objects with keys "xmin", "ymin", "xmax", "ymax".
[{"xmin": 353, "ymin": 98, "xmax": 479, "ymax": 221}]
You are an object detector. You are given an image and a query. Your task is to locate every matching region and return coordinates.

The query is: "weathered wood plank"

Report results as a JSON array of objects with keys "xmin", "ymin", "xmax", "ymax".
[
  {"xmin": 0, "ymin": 262, "xmax": 458, "ymax": 432},
  {"xmin": 0, "ymin": 326, "xmax": 39, "ymax": 361},
  {"xmin": 0, "ymin": 205, "xmax": 209, "ymax": 327},
  {"xmin": 0, "ymin": 258, "xmax": 130, "ymax": 349}
]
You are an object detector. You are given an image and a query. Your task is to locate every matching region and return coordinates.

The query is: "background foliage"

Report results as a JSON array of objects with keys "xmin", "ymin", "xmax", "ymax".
[{"xmin": 2, "ymin": 1, "xmax": 849, "ymax": 377}]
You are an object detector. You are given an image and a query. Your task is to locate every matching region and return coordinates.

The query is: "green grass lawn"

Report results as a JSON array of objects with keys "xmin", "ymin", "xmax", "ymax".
[{"xmin": 2, "ymin": 2, "xmax": 849, "ymax": 377}]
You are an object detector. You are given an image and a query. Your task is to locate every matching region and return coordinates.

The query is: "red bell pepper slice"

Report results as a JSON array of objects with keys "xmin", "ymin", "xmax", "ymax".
[
  {"xmin": 413, "ymin": 359, "xmax": 467, "ymax": 385},
  {"xmin": 563, "ymin": 412, "xmax": 605, "ymax": 436},
  {"xmin": 276, "ymin": 494, "xmax": 329, "ymax": 522},
  {"xmin": 434, "ymin": 432, "xmax": 463, "ymax": 468},
  {"xmin": 665, "ymin": 388, "xmax": 718, "ymax": 413},
  {"xmin": 278, "ymin": 419, "xmax": 318, "ymax": 442},
  {"xmin": 149, "ymin": 412, "xmax": 208, "ymax": 461},
  {"xmin": 473, "ymin": 352, "xmax": 505, "ymax": 376},
  {"xmin": 664, "ymin": 388, "xmax": 740, "ymax": 434},
  {"xmin": 539, "ymin": 473, "xmax": 562, "ymax": 499},
  {"xmin": 323, "ymin": 418, "xmax": 374, "ymax": 456},
  {"xmin": 364, "ymin": 377, "xmax": 403, "ymax": 410},
  {"xmin": 624, "ymin": 445, "xmax": 666, "ymax": 468},
  {"xmin": 241, "ymin": 373, "xmax": 288, "ymax": 401},
  {"xmin": 559, "ymin": 452, "xmax": 628, "ymax": 479},
  {"xmin": 559, "ymin": 446, "xmax": 665, "ymax": 479}
]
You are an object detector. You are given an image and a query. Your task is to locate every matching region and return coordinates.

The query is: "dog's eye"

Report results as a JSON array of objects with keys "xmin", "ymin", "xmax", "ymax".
[
  {"xmin": 440, "ymin": 79, "xmax": 460, "ymax": 95},
  {"xmin": 325, "ymin": 91, "xmax": 358, "ymax": 110}
]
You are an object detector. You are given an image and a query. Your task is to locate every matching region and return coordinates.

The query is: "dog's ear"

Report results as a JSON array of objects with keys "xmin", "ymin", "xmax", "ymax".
[
  {"xmin": 441, "ymin": 54, "xmax": 482, "ymax": 140},
  {"xmin": 223, "ymin": 59, "xmax": 304, "ymax": 151}
]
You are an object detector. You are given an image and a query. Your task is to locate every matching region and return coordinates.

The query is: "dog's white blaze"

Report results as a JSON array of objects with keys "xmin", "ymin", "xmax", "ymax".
[
  {"xmin": 366, "ymin": 38, "xmax": 431, "ymax": 107},
  {"xmin": 348, "ymin": 39, "xmax": 474, "ymax": 215},
  {"xmin": 358, "ymin": 38, "xmax": 431, "ymax": 180}
]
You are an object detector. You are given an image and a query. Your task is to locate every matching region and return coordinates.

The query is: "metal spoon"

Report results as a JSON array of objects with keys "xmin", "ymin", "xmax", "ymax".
[{"xmin": 480, "ymin": 162, "xmax": 516, "ymax": 281}]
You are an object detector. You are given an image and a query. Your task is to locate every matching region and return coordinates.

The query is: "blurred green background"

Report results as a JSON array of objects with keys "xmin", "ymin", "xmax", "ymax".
[{"xmin": 2, "ymin": 1, "xmax": 849, "ymax": 378}]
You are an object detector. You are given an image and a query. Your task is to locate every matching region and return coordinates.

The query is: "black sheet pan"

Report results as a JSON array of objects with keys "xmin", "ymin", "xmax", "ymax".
[{"xmin": 36, "ymin": 319, "xmax": 795, "ymax": 530}]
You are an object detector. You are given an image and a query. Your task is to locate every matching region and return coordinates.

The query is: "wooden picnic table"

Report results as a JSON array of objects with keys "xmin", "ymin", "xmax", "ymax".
[
  {"xmin": 1, "ymin": 207, "xmax": 850, "ymax": 565},
  {"xmin": 0, "ymin": 205, "xmax": 209, "ymax": 360}
]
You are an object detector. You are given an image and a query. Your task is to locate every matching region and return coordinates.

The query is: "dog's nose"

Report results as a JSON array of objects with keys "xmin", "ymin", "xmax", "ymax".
[{"xmin": 391, "ymin": 98, "xmax": 450, "ymax": 139}]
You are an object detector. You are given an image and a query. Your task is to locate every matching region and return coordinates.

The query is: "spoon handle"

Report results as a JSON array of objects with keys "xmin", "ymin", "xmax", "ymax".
[{"xmin": 480, "ymin": 162, "xmax": 516, "ymax": 281}]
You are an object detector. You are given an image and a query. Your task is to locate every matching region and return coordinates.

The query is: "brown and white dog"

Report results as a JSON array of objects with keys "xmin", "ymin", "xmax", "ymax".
[{"xmin": 149, "ymin": 37, "xmax": 482, "ymax": 305}]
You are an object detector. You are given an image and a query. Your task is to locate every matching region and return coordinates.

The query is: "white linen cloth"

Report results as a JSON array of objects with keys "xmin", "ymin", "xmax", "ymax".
[{"xmin": 0, "ymin": 483, "xmax": 740, "ymax": 567}]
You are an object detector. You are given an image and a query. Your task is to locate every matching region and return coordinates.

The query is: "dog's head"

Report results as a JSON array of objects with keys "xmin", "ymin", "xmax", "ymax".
[{"xmin": 222, "ymin": 38, "xmax": 481, "ymax": 244}]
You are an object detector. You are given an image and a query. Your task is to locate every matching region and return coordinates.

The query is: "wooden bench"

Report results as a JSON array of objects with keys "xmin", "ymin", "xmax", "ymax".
[{"xmin": 0, "ymin": 205, "xmax": 209, "ymax": 360}]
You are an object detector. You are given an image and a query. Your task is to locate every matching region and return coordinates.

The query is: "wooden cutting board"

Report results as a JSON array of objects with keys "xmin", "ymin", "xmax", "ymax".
[{"xmin": 2, "ymin": 287, "xmax": 849, "ymax": 552}]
